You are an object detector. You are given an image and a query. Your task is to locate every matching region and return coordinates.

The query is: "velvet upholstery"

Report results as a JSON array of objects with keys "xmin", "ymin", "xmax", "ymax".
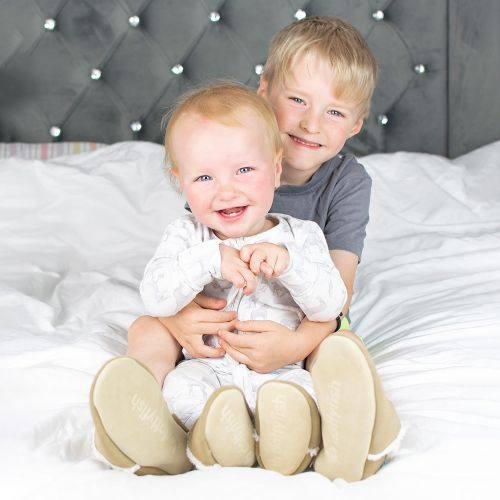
[{"xmin": 0, "ymin": 0, "xmax": 498, "ymax": 157}]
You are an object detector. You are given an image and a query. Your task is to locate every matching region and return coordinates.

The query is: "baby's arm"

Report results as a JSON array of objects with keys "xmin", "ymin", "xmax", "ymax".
[
  {"xmin": 238, "ymin": 220, "xmax": 346, "ymax": 322},
  {"xmin": 239, "ymin": 242, "xmax": 290, "ymax": 280},
  {"xmin": 275, "ymin": 220, "xmax": 347, "ymax": 322},
  {"xmin": 140, "ymin": 216, "xmax": 221, "ymax": 317}
]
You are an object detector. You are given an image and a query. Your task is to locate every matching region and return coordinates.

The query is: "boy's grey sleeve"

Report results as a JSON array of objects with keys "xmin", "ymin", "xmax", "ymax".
[
  {"xmin": 140, "ymin": 218, "xmax": 221, "ymax": 317},
  {"xmin": 325, "ymin": 169, "xmax": 371, "ymax": 260},
  {"xmin": 278, "ymin": 220, "xmax": 347, "ymax": 322}
]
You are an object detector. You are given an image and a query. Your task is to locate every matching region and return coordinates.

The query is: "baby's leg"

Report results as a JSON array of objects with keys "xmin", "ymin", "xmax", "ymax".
[
  {"xmin": 254, "ymin": 367, "xmax": 321, "ymax": 475},
  {"xmin": 163, "ymin": 359, "xmax": 223, "ymax": 429},
  {"xmin": 127, "ymin": 315, "xmax": 182, "ymax": 386},
  {"xmin": 89, "ymin": 316, "xmax": 185, "ymax": 474},
  {"xmin": 164, "ymin": 359, "xmax": 255, "ymax": 468}
]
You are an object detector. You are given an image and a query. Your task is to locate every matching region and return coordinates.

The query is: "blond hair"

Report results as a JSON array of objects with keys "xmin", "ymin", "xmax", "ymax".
[
  {"xmin": 263, "ymin": 16, "xmax": 377, "ymax": 118},
  {"xmin": 165, "ymin": 81, "xmax": 282, "ymax": 172}
]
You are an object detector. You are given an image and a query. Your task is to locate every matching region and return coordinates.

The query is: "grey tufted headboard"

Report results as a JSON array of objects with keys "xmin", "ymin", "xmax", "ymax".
[{"xmin": 1, "ymin": 0, "xmax": 499, "ymax": 158}]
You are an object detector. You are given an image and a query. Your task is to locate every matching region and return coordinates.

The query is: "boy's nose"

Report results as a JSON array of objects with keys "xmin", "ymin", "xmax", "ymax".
[{"xmin": 299, "ymin": 113, "xmax": 320, "ymax": 134}]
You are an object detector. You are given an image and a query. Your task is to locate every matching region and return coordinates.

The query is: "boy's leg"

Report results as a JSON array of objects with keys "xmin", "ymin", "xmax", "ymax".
[
  {"xmin": 306, "ymin": 331, "xmax": 402, "ymax": 482},
  {"xmin": 90, "ymin": 316, "xmax": 188, "ymax": 474},
  {"xmin": 90, "ymin": 356, "xmax": 191, "ymax": 475},
  {"xmin": 127, "ymin": 315, "xmax": 182, "ymax": 386}
]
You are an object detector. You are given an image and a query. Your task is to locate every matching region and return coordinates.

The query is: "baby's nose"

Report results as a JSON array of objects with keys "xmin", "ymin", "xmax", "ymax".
[{"xmin": 217, "ymin": 181, "xmax": 238, "ymax": 200}]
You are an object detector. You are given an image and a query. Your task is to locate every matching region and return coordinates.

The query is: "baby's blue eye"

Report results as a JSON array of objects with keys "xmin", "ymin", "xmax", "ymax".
[
  {"xmin": 196, "ymin": 175, "xmax": 212, "ymax": 182},
  {"xmin": 290, "ymin": 97, "xmax": 305, "ymax": 104},
  {"xmin": 238, "ymin": 167, "xmax": 253, "ymax": 174},
  {"xmin": 328, "ymin": 109, "xmax": 344, "ymax": 118}
]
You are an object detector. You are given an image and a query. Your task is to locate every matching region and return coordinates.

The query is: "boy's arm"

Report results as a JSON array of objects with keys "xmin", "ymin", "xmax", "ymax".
[
  {"xmin": 218, "ymin": 244, "xmax": 360, "ymax": 373},
  {"xmin": 277, "ymin": 221, "xmax": 347, "ymax": 322},
  {"xmin": 218, "ymin": 317, "xmax": 337, "ymax": 373},
  {"xmin": 140, "ymin": 218, "xmax": 221, "ymax": 317},
  {"xmin": 330, "ymin": 248, "xmax": 358, "ymax": 315}
]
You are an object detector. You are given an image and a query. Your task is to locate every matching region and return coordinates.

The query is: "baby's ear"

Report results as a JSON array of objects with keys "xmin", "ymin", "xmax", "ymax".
[{"xmin": 167, "ymin": 166, "xmax": 182, "ymax": 192}]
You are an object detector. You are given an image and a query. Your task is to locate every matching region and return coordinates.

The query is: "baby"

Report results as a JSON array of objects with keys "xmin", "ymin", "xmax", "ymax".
[{"xmin": 139, "ymin": 81, "xmax": 347, "ymax": 473}]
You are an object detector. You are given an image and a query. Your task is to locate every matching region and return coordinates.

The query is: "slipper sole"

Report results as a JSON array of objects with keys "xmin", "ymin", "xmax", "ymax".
[
  {"xmin": 255, "ymin": 381, "xmax": 320, "ymax": 475},
  {"xmin": 188, "ymin": 386, "xmax": 255, "ymax": 467},
  {"xmin": 90, "ymin": 356, "xmax": 190, "ymax": 475},
  {"xmin": 309, "ymin": 335, "xmax": 375, "ymax": 481}
]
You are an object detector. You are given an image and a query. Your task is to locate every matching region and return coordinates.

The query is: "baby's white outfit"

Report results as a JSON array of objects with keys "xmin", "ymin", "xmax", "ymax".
[{"xmin": 140, "ymin": 213, "xmax": 346, "ymax": 429}]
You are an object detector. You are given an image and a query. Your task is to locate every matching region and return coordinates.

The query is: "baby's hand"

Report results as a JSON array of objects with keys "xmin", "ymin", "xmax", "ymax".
[
  {"xmin": 219, "ymin": 244, "xmax": 257, "ymax": 295},
  {"xmin": 240, "ymin": 243, "xmax": 289, "ymax": 279}
]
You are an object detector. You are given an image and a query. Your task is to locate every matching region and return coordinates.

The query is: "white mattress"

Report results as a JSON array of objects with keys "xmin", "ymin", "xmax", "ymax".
[{"xmin": 1, "ymin": 140, "xmax": 499, "ymax": 499}]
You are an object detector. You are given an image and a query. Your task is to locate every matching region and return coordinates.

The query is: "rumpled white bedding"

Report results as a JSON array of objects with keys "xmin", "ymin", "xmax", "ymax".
[{"xmin": 1, "ymin": 141, "xmax": 499, "ymax": 500}]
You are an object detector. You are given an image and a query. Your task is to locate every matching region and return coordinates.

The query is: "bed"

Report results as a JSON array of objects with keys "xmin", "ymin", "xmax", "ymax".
[{"xmin": 1, "ymin": 1, "xmax": 500, "ymax": 499}]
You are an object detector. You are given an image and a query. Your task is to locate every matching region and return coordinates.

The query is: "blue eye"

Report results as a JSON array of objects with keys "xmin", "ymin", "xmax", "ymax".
[
  {"xmin": 290, "ymin": 96, "xmax": 305, "ymax": 105},
  {"xmin": 328, "ymin": 109, "xmax": 344, "ymax": 118},
  {"xmin": 195, "ymin": 174, "xmax": 212, "ymax": 182},
  {"xmin": 238, "ymin": 167, "xmax": 253, "ymax": 174}
]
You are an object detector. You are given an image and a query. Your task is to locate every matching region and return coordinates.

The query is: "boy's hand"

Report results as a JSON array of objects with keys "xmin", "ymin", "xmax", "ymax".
[
  {"xmin": 219, "ymin": 244, "xmax": 257, "ymax": 295},
  {"xmin": 240, "ymin": 243, "xmax": 289, "ymax": 279},
  {"xmin": 217, "ymin": 320, "xmax": 302, "ymax": 373},
  {"xmin": 158, "ymin": 294, "xmax": 236, "ymax": 358}
]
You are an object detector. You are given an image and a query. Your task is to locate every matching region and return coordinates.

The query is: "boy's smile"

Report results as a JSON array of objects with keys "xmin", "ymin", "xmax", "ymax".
[
  {"xmin": 170, "ymin": 112, "xmax": 282, "ymax": 240},
  {"xmin": 289, "ymin": 134, "xmax": 322, "ymax": 149},
  {"xmin": 259, "ymin": 53, "xmax": 363, "ymax": 185}
]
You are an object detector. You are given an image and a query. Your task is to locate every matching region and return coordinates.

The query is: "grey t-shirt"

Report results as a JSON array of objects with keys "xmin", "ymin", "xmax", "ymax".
[{"xmin": 270, "ymin": 154, "xmax": 371, "ymax": 259}]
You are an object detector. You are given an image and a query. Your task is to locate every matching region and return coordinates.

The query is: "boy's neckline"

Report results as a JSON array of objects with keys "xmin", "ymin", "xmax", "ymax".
[{"xmin": 278, "ymin": 155, "xmax": 343, "ymax": 193}]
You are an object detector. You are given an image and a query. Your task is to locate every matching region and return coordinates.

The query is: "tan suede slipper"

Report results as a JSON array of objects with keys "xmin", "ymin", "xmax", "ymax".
[
  {"xmin": 187, "ymin": 386, "xmax": 255, "ymax": 468},
  {"xmin": 90, "ymin": 356, "xmax": 191, "ymax": 475},
  {"xmin": 255, "ymin": 380, "xmax": 321, "ymax": 475},
  {"xmin": 308, "ymin": 331, "xmax": 403, "ymax": 481},
  {"xmin": 307, "ymin": 334, "xmax": 376, "ymax": 481}
]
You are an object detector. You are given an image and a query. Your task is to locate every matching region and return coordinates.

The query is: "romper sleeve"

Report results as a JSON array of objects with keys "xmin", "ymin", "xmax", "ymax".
[
  {"xmin": 140, "ymin": 215, "xmax": 222, "ymax": 317},
  {"xmin": 277, "ymin": 219, "xmax": 347, "ymax": 322}
]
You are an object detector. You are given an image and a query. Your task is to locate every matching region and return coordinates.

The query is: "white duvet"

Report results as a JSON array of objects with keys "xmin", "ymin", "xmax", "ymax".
[{"xmin": 1, "ymin": 141, "xmax": 499, "ymax": 500}]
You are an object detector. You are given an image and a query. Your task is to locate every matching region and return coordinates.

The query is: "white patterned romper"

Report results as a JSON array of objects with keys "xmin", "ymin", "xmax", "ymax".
[{"xmin": 140, "ymin": 213, "xmax": 346, "ymax": 429}]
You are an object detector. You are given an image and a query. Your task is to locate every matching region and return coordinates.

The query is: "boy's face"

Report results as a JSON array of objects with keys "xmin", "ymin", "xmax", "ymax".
[
  {"xmin": 170, "ymin": 112, "xmax": 282, "ymax": 240},
  {"xmin": 258, "ymin": 53, "xmax": 364, "ymax": 184}
]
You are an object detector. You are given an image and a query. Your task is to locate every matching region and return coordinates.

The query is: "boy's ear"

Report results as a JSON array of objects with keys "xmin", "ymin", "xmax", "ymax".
[
  {"xmin": 349, "ymin": 118, "xmax": 364, "ymax": 138},
  {"xmin": 274, "ymin": 149, "xmax": 283, "ymax": 188},
  {"xmin": 257, "ymin": 76, "xmax": 268, "ymax": 97}
]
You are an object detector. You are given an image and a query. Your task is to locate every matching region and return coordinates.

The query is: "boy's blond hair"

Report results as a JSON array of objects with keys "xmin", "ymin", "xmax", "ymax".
[
  {"xmin": 165, "ymin": 81, "xmax": 282, "ymax": 172},
  {"xmin": 263, "ymin": 16, "xmax": 378, "ymax": 118}
]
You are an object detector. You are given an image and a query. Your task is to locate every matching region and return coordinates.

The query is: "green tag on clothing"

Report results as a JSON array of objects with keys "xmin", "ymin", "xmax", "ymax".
[{"xmin": 339, "ymin": 316, "xmax": 350, "ymax": 330}]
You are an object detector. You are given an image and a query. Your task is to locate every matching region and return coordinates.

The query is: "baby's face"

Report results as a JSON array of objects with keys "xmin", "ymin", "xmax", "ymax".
[
  {"xmin": 259, "ymin": 52, "xmax": 364, "ymax": 184},
  {"xmin": 171, "ymin": 112, "xmax": 282, "ymax": 240}
]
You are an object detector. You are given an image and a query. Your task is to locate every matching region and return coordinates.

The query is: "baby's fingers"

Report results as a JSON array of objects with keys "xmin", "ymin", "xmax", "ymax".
[
  {"xmin": 240, "ymin": 268, "xmax": 258, "ymax": 295},
  {"xmin": 239, "ymin": 245, "xmax": 254, "ymax": 263},
  {"xmin": 260, "ymin": 261, "xmax": 274, "ymax": 279},
  {"xmin": 273, "ymin": 253, "xmax": 290, "ymax": 276},
  {"xmin": 249, "ymin": 250, "xmax": 265, "ymax": 275}
]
